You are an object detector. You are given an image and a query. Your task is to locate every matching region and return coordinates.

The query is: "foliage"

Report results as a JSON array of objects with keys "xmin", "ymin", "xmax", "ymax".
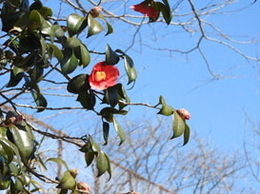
[{"xmin": 0, "ymin": 0, "xmax": 190, "ymax": 193}]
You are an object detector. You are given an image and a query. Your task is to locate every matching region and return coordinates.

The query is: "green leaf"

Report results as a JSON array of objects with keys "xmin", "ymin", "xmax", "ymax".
[
  {"xmin": 7, "ymin": 71, "xmax": 24, "ymax": 87},
  {"xmin": 98, "ymin": 15, "xmax": 113, "ymax": 36},
  {"xmin": 123, "ymin": 54, "xmax": 137, "ymax": 84},
  {"xmin": 0, "ymin": 138, "xmax": 21, "ymax": 162},
  {"xmin": 31, "ymin": 88, "xmax": 48, "ymax": 112},
  {"xmin": 158, "ymin": 95, "xmax": 173, "ymax": 116},
  {"xmin": 96, "ymin": 151, "xmax": 110, "ymax": 177},
  {"xmin": 12, "ymin": 66, "xmax": 25, "ymax": 76},
  {"xmin": 183, "ymin": 123, "xmax": 190, "ymax": 146},
  {"xmin": 45, "ymin": 158, "xmax": 69, "ymax": 170},
  {"xmin": 112, "ymin": 117, "xmax": 126, "ymax": 145},
  {"xmin": 0, "ymin": 139, "xmax": 14, "ymax": 164},
  {"xmin": 171, "ymin": 111, "xmax": 186, "ymax": 139},
  {"xmin": 102, "ymin": 121, "xmax": 109, "ymax": 146},
  {"xmin": 105, "ymin": 44, "xmax": 119, "ymax": 65},
  {"xmin": 60, "ymin": 48, "xmax": 79, "ymax": 74},
  {"xmin": 29, "ymin": 9, "xmax": 44, "ymax": 25},
  {"xmin": 38, "ymin": 6, "xmax": 53, "ymax": 19},
  {"xmin": 47, "ymin": 43, "xmax": 64, "ymax": 61},
  {"xmin": 29, "ymin": 66, "xmax": 44, "ymax": 83},
  {"xmin": 42, "ymin": 24, "xmax": 64, "ymax": 42},
  {"xmin": 104, "ymin": 86, "xmax": 119, "ymax": 107},
  {"xmin": 84, "ymin": 152, "xmax": 95, "ymax": 167},
  {"xmin": 158, "ymin": 0, "xmax": 172, "ymax": 25},
  {"xmin": 13, "ymin": 12, "xmax": 30, "ymax": 30},
  {"xmin": 67, "ymin": 74, "xmax": 89, "ymax": 94},
  {"xmin": 87, "ymin": 14, "xmax": 104, "ymax": 37},
  {"xmin": 7, "ymin": 124, "xmax": 35, "ymax": 162},
  {"xmin": 104, "ymin": 152, "xmax": 112, "ymax": 180},
  {"xmin": 74, "ymin": 44, "xmax": 91, "ymax": 67},
  {"xmin": 76, "ymin": 91, "xmax": 96, "ymax": 110},
  {"xmin": 67, "ymin": 14, "xmax": 87, "ymax": 36},
  {"xmin": 67, "ymin": 37, "xmax": 81, "ymax": 49},
  {"xmin": 88, "ymin": 136, "xmax": 101, "ymax": 152},
  {"xmin": 100, "ymin": 107, "xmax": 128, "ymax": 116}
]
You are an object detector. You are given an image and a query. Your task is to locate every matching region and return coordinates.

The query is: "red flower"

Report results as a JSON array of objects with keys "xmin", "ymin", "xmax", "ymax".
[
  {"xmin": 176, "ymin": 109, "xmax": 191, "ymax": 120},
  {"xmin": 88, "ymin": 62, "xmax": 119, "ymax": 90},
  {"xmin": 130, "ymin": 1, "xmax": 159, "ymax": 21}
]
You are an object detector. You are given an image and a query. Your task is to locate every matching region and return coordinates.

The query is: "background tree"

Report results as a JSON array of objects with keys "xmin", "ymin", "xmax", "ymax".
[{"xmin": 0, "ymin": 0, "xmax": 259, "ymax": 193}]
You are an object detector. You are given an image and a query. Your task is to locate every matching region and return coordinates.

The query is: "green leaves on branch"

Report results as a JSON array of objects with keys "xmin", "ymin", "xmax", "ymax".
[
  {"xmin": 66, "ymin": 13, "xmax": 113, "ymax": 37},
  {"xmin": 67, "ymin": 14, "xmax": 87, "ymax": 37},
  {"xmin": 157, "ymin": 95, "xmax": 173, "ymax": 116},
  {"xmin": 80, "ymin": 136, "xmax": 111, "ymax": 179},
  {"xmin": 60, "ymin": 38, "xmax": 90, "ymax": 74},
  {"xmin": 172, "ymin": 111, "xmax": 190, "ymax": 146},
  {"xmin": 157, "ymin": 96, "xmax": 190, "ymax": 145}
]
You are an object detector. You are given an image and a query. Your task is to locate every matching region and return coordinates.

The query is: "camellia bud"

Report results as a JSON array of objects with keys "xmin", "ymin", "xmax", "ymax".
[
  {"xmin": 69, "ymin": 168, "xmax": 78, "ymax": 178},
  {"xmin": 89, "ymin": 6, "xmax": 102, "ymax": 18},
  {"xmin": 77, "ymin": 182, "xmax": 91, "ymax": 193},
  {"xmin": 176, "ymin": 108, "xmax": 191, "ymax": 120}
]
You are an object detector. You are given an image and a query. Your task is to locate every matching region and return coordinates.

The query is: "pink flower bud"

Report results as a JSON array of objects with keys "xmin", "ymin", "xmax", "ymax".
[
  {"xmin": 90, "ymin": 6, "xmax": 102, "ymax": 18},
  {"xmin": 176, "ymin": 109, "xmax": 191, "ymax": 120},
  {"xmin": 77, "ymin": 182, "xmax": 91, "ymax": 193}
]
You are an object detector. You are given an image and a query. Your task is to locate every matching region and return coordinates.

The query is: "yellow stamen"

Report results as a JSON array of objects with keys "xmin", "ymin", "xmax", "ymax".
[{"xmin": 95, "ymin": 71, "xmax": 106, "ymax": 81}]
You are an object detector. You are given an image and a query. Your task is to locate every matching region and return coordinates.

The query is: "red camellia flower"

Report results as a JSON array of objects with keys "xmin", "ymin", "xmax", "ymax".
[
  {"xmin": 176, "ymin": 108, "xmax": 191, "ymax": 120},
  {"xmin": 88, "ymin": 61, "xmax": 119, "ymax": 90},
  {"xmin": 130, "ymin": 1, "xmax": 159, "ymax": 21}
]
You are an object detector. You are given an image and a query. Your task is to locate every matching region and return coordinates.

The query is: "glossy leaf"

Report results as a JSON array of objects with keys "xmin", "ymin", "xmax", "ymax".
[
  {"xmin": 105, "ymin": 44, "xmax": 119, "ymax": 65},
  {"xmin": 7, "ymin": 124, "xmax": 35, "ymax": 162},
  {"xmin": 157, "ymin": 0, "xmax": 172, "ymax": 25},
  {"xmin": 7, "ymin": 71, "xmax": 24, "ymax": 88},
  {"xmin": 67, "ymin": 74, "xmax": 89, "ymax": 94},
  {"xmin": 67, "ymin": 14, "xmax": 87, "ymax": 36},
  {"xmin": 88, "ymin": 135, "xmax": 101, "ymax": 152},
  {"xmin": 38, "ymin": 6, "xmax": 53, "ymax": 19},
  {"xmin": 171, "ymin": 111, "xmax": 186, "ymax": 139},
  {"xmin": 87, "ymin": 14, "xmax": 103, "ymax": 37},
  {"xmin": 84, "ymin": 152, "xmax": 95, "ymax": 167},
  {"xmin": 0, "ymin": 140, "xmax": 14, "ymax": 164},
  {"xmin": 60, "ymin": 48, "xmax": 79, "ymax": 74},
  {"xmin": 45, "ymin": 157, "xmax": 69, "ymax": 170},
  {"xmin": 29, "ymin": 10, "xmax": 44, "ymax": 26},
  {"xmin": 98, "ymin": 15, "xmax": 113, "ymax": 36},
  {"xmin": 67, "ymin": 37, "xmax": 81, "ymax": 49},
  {"xmin": 13, "ymin": 12, "xmax": 30, "ymax": 30},
  {"xmin": 158, "ymin": 95, "xmax": 173, "ymax": 116},
  {"xmin": 76, "ymin": 91, "xmax": 96, "ymax": 110},
  {"xmin": 42, "ymin": 24, "xmax": 64, "ymax": 42},
  {"xmin": 103, "ymin": 121, "xmax": 109, "ymax": 145},
  {"xmin": 104, "ymin": 86, "xmax": 119, "ymax": 107},
  {"xmin": 74, "ymin": 44, "xmax": 90, "ymax": 67},
  {"xmin": 12, "ymin": 66, "xmax": 24, "ymax": 76},
  {"xmin": 96, "ymin": 151, "xmax": 110, "ymax": 177},
  {"xmin": 183, "ymin": 123, "xmax": 190, "ymax": 146},
  {"xmin": 100, "ymin": 107, "xmax": 128, "ymax": 116},
  {"xmin": 0, "ymin": 138, "xmax": 21, "ymax": 162},
  {"xmin": 112, "ymin": 117, "xmax": 126, "ymax": 145},
  {"xmin": 29, "ymin": 66, "xmax": 44, "ymax": 83},
  {"xmin": 124, "ymin": 54, "xmax": 137, "ymax": 84},
  {"xmin": 47, "ymin": 43, "xmax": 64, "ymax": 61},
  {"xmin": 31, "ymin": 88, "xmax": 48, "ymax": 112}
]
